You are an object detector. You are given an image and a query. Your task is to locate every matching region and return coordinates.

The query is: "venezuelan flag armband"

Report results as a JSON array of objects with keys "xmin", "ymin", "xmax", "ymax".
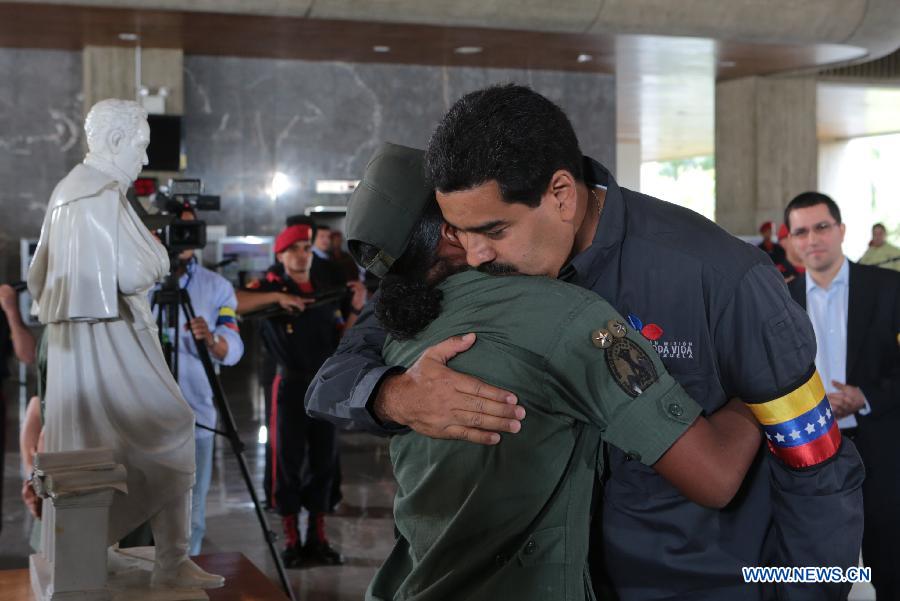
[
  {"xmin": 747, "ymin": 370, "xmax": 841, "ymax": 469},
  {"xmin": 216, "ymin": 306, "xmax": 240, "ymax": 333}
]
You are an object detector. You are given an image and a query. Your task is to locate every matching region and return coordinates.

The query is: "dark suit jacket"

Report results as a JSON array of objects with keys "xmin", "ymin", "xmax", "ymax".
[{"xmin": 788, "ymin": 261, "xmax": 900, "ymax": 501}]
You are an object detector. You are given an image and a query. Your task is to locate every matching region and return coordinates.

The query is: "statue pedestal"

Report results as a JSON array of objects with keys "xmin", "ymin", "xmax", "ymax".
[
  {"xmin": 28, "ymin": 449, "xmax": 207, "ymax": 601},
  {"xmin": 30, "ymin": 449, "xmax": 124, "ymax": 601},
  {"xmin": 29, "ymin": 449, "xmax": 127, "ymax": 601},
  {"xmin": 30, "ymin": 487, "xmax": 117, "ymax": 600}
]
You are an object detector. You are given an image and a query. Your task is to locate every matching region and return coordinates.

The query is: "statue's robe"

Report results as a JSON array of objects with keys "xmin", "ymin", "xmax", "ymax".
[{"xmin": 28, "ymin": 162, "xmax": 195, "ymax": 544}]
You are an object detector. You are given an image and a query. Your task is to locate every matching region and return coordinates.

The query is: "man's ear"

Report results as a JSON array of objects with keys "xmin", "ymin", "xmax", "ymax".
[
  {"xmin": 105, "ymin": 128, "xmax": 125, "ymax": 155},
  {"xmin": 548, "ymin": 169, "xmax": 578, "ymax": 222},
  {"xmin": 441, "ymin": 222, "xmax": 464, "ymax": 249}
]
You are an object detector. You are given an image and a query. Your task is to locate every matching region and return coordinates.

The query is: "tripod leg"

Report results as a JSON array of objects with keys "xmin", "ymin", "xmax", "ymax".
[{"xmin": 178, "ymin": 292, "xmax": 297, "ymax": 601}]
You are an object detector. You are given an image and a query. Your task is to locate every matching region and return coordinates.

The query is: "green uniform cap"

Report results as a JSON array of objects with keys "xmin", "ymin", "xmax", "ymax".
[{"xmin": 345, "ymin": 143, "xmax": 433, "ymax": 278}]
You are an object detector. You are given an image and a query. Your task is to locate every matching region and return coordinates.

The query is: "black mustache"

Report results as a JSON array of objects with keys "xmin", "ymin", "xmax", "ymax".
[{"xmin": 477, "ymin": 262, "xmax": 519, "ymax": 276}]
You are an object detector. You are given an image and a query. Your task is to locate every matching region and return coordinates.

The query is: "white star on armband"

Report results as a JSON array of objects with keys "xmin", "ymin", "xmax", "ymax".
[
  {"xmin": 789, "ymin": 430, "xmax": 801, "ymax": 440},
  {"xmin": 818, "ymin": 415, "xmax": 826, "ymax": 427},
  {"xmin": 765, "ymin": 432, "xmax": 772, "ymax": 440},
  {"xmin": 826, "ymin": 408, "xmax": 832, "ymax": 419},
  {"xmin": 774, "ymin": 432, "xmax": 786, "ymax": 443},
  {"xmin": 805, "ymin": 423, "xmax": 816, "ymax": 434}
]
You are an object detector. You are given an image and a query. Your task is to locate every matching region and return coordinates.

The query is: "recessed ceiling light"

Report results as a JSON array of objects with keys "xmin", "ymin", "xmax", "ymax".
[
  {"xmin": 118, "ymin": 32, "xmax": 139, "ymax": 42},
  {"xmin": 454, "ymin": 46, "xmax": 483, "ymax": 55},
  {"xmin": 577, "ymin": 53, "xmax": 593, "ymax": 63},
  {"xmin": 373, "ymin": 45, "xmax": 391, "ymax": 53}
]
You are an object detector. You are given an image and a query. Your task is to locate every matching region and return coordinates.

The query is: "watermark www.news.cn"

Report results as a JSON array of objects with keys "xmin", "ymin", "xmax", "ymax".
[{"xmin": 742, "ymin": 566, "xmax": 871, "ymax": 584}]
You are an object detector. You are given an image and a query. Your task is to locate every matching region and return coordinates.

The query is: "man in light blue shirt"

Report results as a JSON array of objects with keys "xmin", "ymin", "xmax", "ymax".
[
  {"xmin": 805, "ymin": 256, "xmax": 871, "ymax": 428},
  {"xmin": 785, "ymin": 196, "xmax": 871, "ymax": 427},
  {"xmin": 151, "ymin": 206, "xmax": 244, "ymax": 555},
  {"xmin": 786, "ymin": 191, "xmax": 900, "ymax": 599}
]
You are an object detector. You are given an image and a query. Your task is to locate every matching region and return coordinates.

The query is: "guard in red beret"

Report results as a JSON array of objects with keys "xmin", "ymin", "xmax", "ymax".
[
  {"xmin": 757, "ymin": 220, "xmax": 793, "ymax": 280},
  {"xmin": 237, "ymin": 222, "xmax": 365, "ymax": 568}
]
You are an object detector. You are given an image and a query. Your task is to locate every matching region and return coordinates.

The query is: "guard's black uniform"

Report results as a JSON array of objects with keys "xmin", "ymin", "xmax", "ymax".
[
  {"xmin": 246, "ymin": 268, "xmax": 343, "ymax": 518},
  {"xmin": 306, "ymin": 158, "xmax": 865, "ymax": 600}
]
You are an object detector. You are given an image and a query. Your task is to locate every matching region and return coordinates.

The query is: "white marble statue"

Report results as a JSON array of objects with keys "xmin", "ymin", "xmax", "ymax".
[{"xmin": 27, "ymin": 99, "xmax": 223, "ymax": 590}]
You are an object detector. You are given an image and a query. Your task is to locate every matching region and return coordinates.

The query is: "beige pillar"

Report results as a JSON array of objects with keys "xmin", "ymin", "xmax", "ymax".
[
  {"xmin": 615, "ymin": 140, "xmax": 642, "ymax": 192},
  {"xmin": 82, "ymin": 46, "xmax": 184, "ymax": 177},
  {"xmin": 715, "ymin": 76, "xmax": 817, "ymax": 235},
  {"xmin": 82, "ymin": 46, "xmax": 184, "ymax": 116}
]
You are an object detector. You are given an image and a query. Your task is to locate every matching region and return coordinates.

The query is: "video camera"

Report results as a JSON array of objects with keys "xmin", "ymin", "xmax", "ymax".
[{"xmin": 130, "ymin": 178, "xmax": 220, "ymax": 255}]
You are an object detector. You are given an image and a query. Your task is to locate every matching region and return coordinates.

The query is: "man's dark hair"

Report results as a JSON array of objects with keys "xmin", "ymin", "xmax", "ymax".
[
  {"xmin": 784, "ymin": 191, "xmax": 842, "ymax": 231},
  {"xmin": 873, "ymin": 223, "xmax": 886, "ymax": 232},
  {"xmin": 425, "ymin": 84, "xmax": 583, "ymax": 207},
  {"xmin": 355, "ymin": 198, "xmax": 458, "ymax": 340}
]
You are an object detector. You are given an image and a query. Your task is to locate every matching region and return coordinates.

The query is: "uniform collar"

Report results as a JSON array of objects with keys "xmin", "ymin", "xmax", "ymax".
[
  {"xmin": 559, "ymin": 156, "xmax": 626, "ymax": 285},
  {"xmin": 83, "ymin": 153, "xmax": 131, "ymax": 194},
  {"xmin": 806, "ymin": 256, "xmax": 848, "ymax": 294}
]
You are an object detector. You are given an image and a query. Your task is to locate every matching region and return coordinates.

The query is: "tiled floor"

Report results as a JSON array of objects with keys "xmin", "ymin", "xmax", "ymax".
[
  {"xmin": 0, "ymin": 353, "xmax": 399, "ymax": 601},
  {"xmin": 1, "ymin": 426, "xmax": 397, "ymax": 600},
  {"xmin": 0, "ymin": 364, "xmax": 877, "ymax": 600}
]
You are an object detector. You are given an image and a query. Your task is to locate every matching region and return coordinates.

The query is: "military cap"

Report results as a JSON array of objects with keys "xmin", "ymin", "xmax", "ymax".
[
  {"xmin": 274, "ymin": 223, "xmax": 312, "ymax": 253},
  {"xmin": 345, "ymin": 143, "xmax": 433, "ymax": 278}
]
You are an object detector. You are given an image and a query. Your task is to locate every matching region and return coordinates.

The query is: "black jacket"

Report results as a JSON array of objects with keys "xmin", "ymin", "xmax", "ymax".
[
  {"xmin": 788, "ymin": 261, "xmax": 900, "ymax": 591},
  {"xmin": 307, "ymin": 158, "xmax": 865, "ymax": 601},
  {"xmin": 788, "ymin": 261, "xmax": 900, "ymax": 470}
]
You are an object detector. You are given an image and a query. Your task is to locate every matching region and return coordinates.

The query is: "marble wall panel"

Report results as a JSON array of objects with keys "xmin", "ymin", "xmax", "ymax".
[
  {"xmin": 0, "ymin": 48, "xmax": 83, "ymax": 282},
  {"xmin": 182, "ymin": 55, "xmax": 616, "ymax": 238},
  {"xmin": 0, "ymin": 49, "xmax": 615, "ymax": 282}
]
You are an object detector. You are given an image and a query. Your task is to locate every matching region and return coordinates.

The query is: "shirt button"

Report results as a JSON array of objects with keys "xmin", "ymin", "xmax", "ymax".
[
  {"xmin": 625, "ymin": 451, "xmax": 642, "ymax": 462},
  {"xmin": 524, "ymin": 539, "xmax": 537, "ymax": 555},
  {"xmin": 668, "ymin": 403, "xmax": 684, "ymax": 417}
]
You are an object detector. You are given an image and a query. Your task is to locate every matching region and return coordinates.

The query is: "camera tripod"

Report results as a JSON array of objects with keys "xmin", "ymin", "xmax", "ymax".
[{"xmin": 152, "ymin": 267, "xmax": 297, "ymax": 601}]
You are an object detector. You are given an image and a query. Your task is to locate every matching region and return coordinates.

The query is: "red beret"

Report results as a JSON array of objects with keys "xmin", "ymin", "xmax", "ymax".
[
  {"xmin": 759, "ymin": 221, "xmax": 774, "ymax": 233},
  {"xmin": 777, "ymin": 223, "xmax": 790, "ymax": 240},
  {"xmin": 275, "ymin": 224, "xmax": 312, "ymax": 253}
]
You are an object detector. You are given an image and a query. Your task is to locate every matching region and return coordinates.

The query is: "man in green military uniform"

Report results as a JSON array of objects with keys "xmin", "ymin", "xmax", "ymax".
[{"xmin": 345, "ymin": 143, "xmax": 762, "ymax": 600}]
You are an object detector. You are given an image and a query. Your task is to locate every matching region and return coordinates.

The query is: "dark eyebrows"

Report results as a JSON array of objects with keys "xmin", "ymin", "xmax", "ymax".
[{"xmin": 448, "ymin": 219, "xmax": 508, "ymax": 234}]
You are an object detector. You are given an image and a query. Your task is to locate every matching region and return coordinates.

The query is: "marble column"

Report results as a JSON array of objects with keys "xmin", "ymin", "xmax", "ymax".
[{"xmin": 715, "ymin": 76, "xmax": 817, "ymax": 235}]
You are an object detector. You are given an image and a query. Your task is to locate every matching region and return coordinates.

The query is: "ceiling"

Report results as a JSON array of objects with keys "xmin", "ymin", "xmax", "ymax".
[
  {"xmin": 0, "ymin": 1, "xmax": 896, "ymax": 161},
  {"xmin": 817, "ymin": 82, "xmax": 900, "ymax": 142}
]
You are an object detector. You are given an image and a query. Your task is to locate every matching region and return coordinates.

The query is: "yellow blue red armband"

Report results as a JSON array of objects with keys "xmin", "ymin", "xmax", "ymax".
[
  {"xmin": 216, "ymin": 306, "xmax": 240, "ymax": 332},
  {"xmin": 747, "ymin": 370, "xmax": 841, "ymax": 469}
]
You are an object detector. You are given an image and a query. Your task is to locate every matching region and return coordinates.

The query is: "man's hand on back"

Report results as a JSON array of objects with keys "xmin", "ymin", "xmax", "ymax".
[{"xmin": 374, "ymin": 333, "xmax": 525, "ymax": 445}]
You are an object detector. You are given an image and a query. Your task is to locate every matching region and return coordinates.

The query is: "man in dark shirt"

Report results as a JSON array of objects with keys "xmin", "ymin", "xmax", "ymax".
[
  {"xmin": 306, "ymin": 85, "xmax": 864, "ymax": 599},
  {"xmin": 347, "ymin": 143, "xmax": 761, "ymax": 601}
]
